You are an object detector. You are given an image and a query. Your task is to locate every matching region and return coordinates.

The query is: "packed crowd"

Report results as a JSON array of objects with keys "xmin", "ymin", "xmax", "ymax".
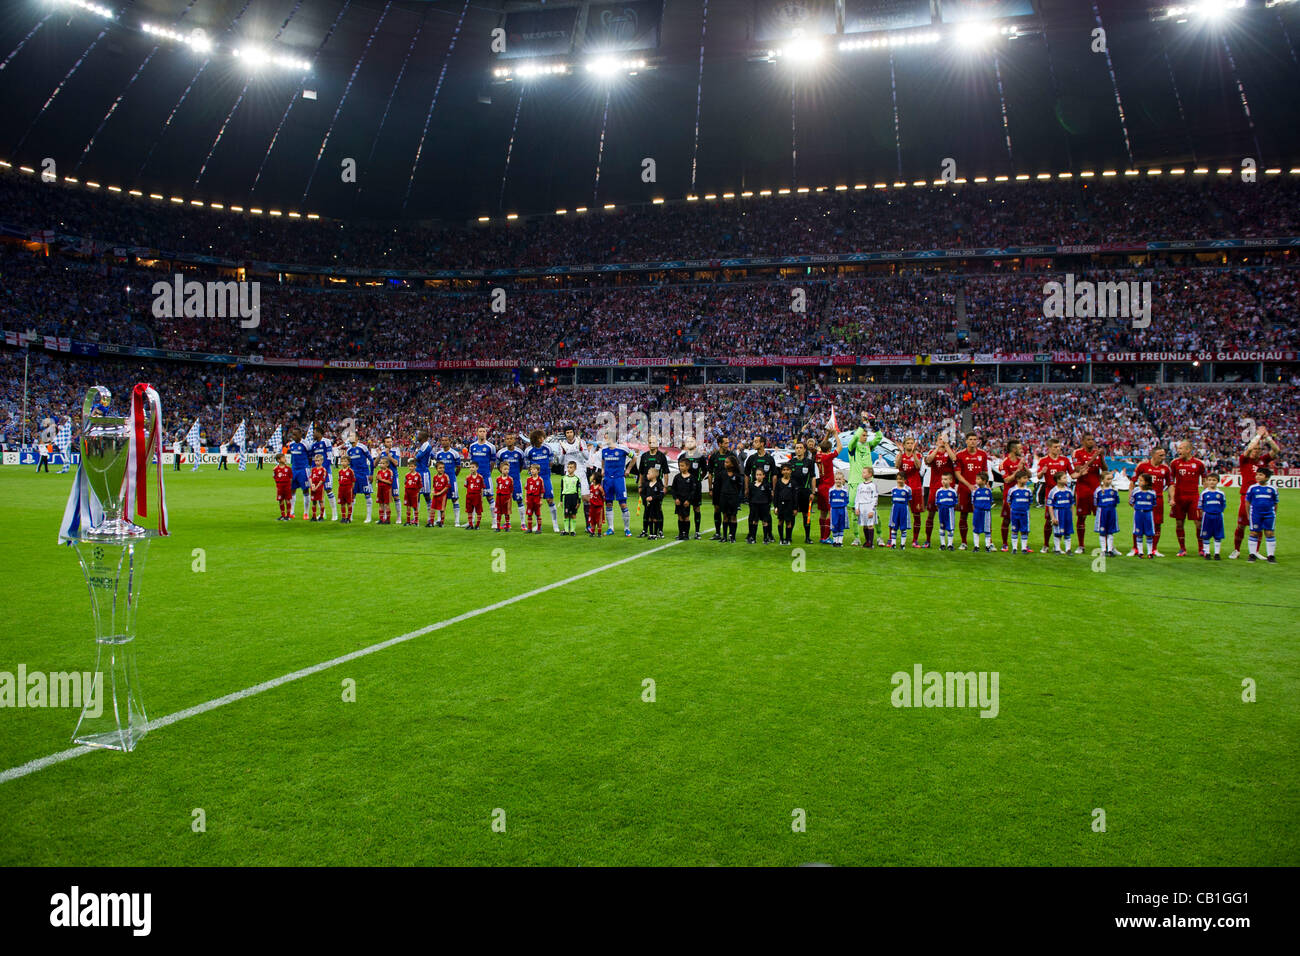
[
  {"xmin": 5, "ymin": 352, "xmax": 1292, "ymax": 468},
  {"xmin": 5, "ymin": 166, "xmax": 1298, "ymax": 271},
  {"xmin": 3, "ymin": 242, "xmax": 1297, "ymax": 361}
]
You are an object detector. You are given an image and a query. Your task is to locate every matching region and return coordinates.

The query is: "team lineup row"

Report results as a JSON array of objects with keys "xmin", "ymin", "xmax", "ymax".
[{"xmin": 260, "ymin": 420, "xmax": 1283, "ymax": 563}]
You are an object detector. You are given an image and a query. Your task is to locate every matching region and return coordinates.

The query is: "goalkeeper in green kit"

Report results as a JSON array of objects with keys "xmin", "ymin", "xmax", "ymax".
[
  {"xmin": 847, "ymin": 410, "xmax": 884, "ymax": 535},
  {"xmin": 559, "ymin": 461, "xmax": 583, "ymax": 536}
]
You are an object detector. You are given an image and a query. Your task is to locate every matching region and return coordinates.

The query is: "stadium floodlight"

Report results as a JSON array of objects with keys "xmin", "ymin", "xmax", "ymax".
[
  {"xmin": 652, "ymin": 197, "xmax": 664, "ymax": 204},
  {"xmin": 64, "ymin": 0, "xmax": 114, "ymax": 20},
  {"xmin": 777, "ymin": 31, "xmax": 825, "ymax": 66},
  {"xmin": 234, "ymin": 47, "xmax": 270, "ymax": 68},
  {"xmin": 955, "ymin": 25, "xmax": 999, "ymax": 49},
  {"xmin": 1165, "ymin": 0, "xmax": 1246, "ymax": 19},
  {"xmin": 585, "ymin": 56, "xmax": 645, "ymax": 77}
]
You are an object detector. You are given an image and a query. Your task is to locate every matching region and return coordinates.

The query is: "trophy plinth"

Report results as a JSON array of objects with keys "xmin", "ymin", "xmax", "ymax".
[{"xmin": 68, "ymin": 387, "xmax": 158, "ymax": 751}]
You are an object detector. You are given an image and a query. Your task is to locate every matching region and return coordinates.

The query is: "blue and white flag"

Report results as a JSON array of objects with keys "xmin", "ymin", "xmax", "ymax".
[
  {"xmin": 232, "ymin": 420, "xmax": 247, "ymax": 472},
  {"xmin": 55, "ymin": 417, "xmax": 72, "ymax": 457},
  {"xmin": 186, "ymin": 419, "xmax": 202, "ymax": 449},
  {"xmin": 304, "ymin": 423, "xmax": 314, "ymax": 446},
  {"xmin": 269, "ymin": 424, "xmax": 282, "ymax": 453}
]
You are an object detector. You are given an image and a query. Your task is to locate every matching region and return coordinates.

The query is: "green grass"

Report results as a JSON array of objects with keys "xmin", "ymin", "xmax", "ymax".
[{"xmin": 0, "ymin": 466, "xmax": 1297, "ymax": 866}]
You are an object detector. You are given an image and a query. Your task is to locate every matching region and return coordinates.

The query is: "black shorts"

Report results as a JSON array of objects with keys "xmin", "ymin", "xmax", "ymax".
[
  {"xmin": 795, "ymin": 487, "xmax": 812, "ymax": 514},
  {"xmin": 675, "ymin": 502, "xmax": 692, "ymax": 519},
  {"xmin": 563, "ymin": 493, "xmax": 580, "ymax": 517},
  {"xmin": 749, "ymin": 502, "xmax": 771, "ymax": 523},
  {"xmin": 777, "ymin": 505, "xmax": 796, "ymax": 523},
  {"xmin": 715, "ymin": 494, "xmax": 740, "ymax": 515}
]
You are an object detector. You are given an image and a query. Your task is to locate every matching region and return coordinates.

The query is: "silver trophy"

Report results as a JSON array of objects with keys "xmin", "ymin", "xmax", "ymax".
[{"xmin": 69, "ymin": 386, "xmax": 159, "ymax": 751}]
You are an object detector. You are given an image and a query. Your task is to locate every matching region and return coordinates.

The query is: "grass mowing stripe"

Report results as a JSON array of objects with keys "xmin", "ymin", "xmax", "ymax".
[{"xmin": 0, "ymin": 537, "xmax": 682, "ymax": 786}]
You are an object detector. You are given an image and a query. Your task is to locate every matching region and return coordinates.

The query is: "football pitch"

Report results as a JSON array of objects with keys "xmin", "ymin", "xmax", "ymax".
[{"xmin": 1, "ymin": 467, "xmax": 1297, "ymax": 867}]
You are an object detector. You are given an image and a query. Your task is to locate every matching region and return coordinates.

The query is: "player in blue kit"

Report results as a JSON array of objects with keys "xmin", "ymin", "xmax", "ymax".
[
  {"xmin": 346, "ymin": 433, "xmax": 375, "ymax": 523},
  {"xmin": 1130, "ymin": 473, "xmax": 1157, "ymax": 558},
  {"xmin": 1005, "ymin": 470, "xmax": 1034, "ymax": 553},
  {"xmin": 828, "ymin": 474, "xmax": 850, "ymax": 547},
  {"xmin": 889, "ymin": 473, "xmax": 912, "ymax": 549},
  {"xmin": 468, "ymin": 426, "xmax": 497, "ymax": 504},
  {"xmin": 526, "ymin": 429, "xmax": 560, "ymax": 532},
  {"xmin": 497, "ymin": 434, "xmax": 526, "ymax": 506},
  {"xmin": 287, "ymin": 426, "xmax": 312, "ymax": 520},
  {"xmin": 971, "ymin": 474, "xmax": 995, "ymax": 553},
  {"xmin": 1245, "ymin": 466, "xmax": 1279, "ymax": 563},
  {"xmin": 434, "ymin": 438, "xmax": 462, "ymax": 528},
  {"xmin": 599, "ymin": 432, "xmax": 635, "ymax": 535},
  {"xmin": 1047, "ymin": 472, "xmax": 1075, "ymax": 554},
  {"xmin": 309, "ymin": 423, "xmax": 338, "ymax": 521},
  {"xmin": 1198, "ymin": 474, "xmax": 1227, "ymax": 561},
  {"xmin": 413, "ymin": 430, "xmax": 435, "ymax": 509},
  {"xmin": 1094, "ymin": 471, "xmax": 1121, "ymax": 557},
  {"xmin": 934, "ymin": 475, "xmax": 959, "ymax": 551}
]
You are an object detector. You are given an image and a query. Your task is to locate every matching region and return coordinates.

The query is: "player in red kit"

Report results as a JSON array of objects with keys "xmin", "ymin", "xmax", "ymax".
[
  {"xmin": 429, "ymin": 463, "xmax": 450, "ymax": 527},
  {"xmin": 896, "ymin": 437, "xmax": 926, "ymax": 546},
  {"xmin": 924, "ymin": 435, "xmax": 957, "ymax": 547},
  {"xmin": 336, "ymin": 461, "xmax": 356, "ymax": 523},
  {"xmin": 953, "ymin": 433, "xmax": 990, "ymax": 550},
  {"xmin": 1232, "ymin": 426, "xmax": 1280, "ymax": 558},
  {"xmin": 374, "ymin": 459, "xmax": 394, "ymax": 524},
  {"xmin": 815, "ymin": 431, "xmax": 842, "ymax": 542},
  {"xmin": 524, "ymin": 464, "xmax": 544, "ymax": 533},
  {"xmin": 1071, "ymin": 434, "xmax": 1105, "ymax": 553},
  {"xmin": 588, "ymin": 478, "xmax": 605, "ymax": 536},
  {"xmin": 309, "ymin": 454, "xmax": 327, "ymax": 522},
  {"xmin": 464, "ymin": 470, "xmax": 485, "ymax": 529},
  {"xmin": 494, "ymin": 465, "xmax": 515, "ymax": 531},
  {"xmin": 1034, "ymin": 439, "xmax": 1073, "ymax": 554},
  {"xmin": 998, "ymin": 440, "xmax": 1028, "ymax": 550},
  {"xmin": 403, "ymin": 468, "xmax": 423, "ymax": 526},
  {"xmin": 273, "ymin": 453, "xmax": 293, "ymax": 520},
  {"xmin": 1169, "ymin": 440, "xmax": 1208, "ymax": 556},
  {"xmin": 1133, "ymin": 447, "xmax": 1172, "ymax": 556}
]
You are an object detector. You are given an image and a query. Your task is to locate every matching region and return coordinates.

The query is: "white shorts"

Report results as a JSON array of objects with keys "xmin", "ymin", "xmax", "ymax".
[{"xmin": 856, "ymin": 506, "xmax": 876, "ymax": 527}]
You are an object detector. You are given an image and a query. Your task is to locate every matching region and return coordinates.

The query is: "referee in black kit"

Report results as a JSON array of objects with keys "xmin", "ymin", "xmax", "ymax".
[{"xmin": 786, "ymin": 438, "xmax": 817, "ymax": 544}]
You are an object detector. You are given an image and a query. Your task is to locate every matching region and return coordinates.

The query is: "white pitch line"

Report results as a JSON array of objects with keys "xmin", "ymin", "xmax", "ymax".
[{"xmin": 0, "ymin": 537, "xmax": 682, "ymax": 786}]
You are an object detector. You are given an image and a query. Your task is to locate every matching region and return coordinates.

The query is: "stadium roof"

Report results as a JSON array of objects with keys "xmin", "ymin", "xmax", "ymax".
[{"xmin": 1, "ymin": 0, "xmax": 1297, "ymax": 223}]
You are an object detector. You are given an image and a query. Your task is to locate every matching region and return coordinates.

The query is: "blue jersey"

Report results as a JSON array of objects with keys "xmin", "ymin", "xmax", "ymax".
[
  {"xmin": 935, "ymin": 487, "xmax": 958, "ymax": 514},
  {"xmin": 310, "ymin": 439, "xmax": 333, "ymax": 472},
  {"xmin": 892, "ymin": 486, "xmax": 912, "ymax": 508},
  {"xmin": 1006, "ymin": 486, "xmax": 1033, "ymax": 516},
  {"xmin": 1245, "ymin": 483, "xmax": 1278, "ymax": 521},
  {"xmin": 1048, "ymin": 486, "xmax": 1074, "ymax": 516},
  {"xmin": 971, "ymin": 487, "xmax": 994, "ymax": 513},
  {"xmin": 347, "ymin": 444, "xmax": 373, "ymax": 487},
  {"xmin": 1095, "ymin": 486, "xmax": 1120, "ymax": 535},
  {"xmin": 288, "ymin": 441, "xmax": 310, "ymax": 473},
  {"xmin": 497, "ymin": 447, "xmax": 525, "ymax": 482},
  {"xmin": 829, "ymin": 487, "xmax": 850, "ymax": 513},
  {"xmin": 601, "ymin": 445, "xmax": 632, "ymax": 476},
  {"xmin": 1131, "ymin": 489, "xmax": 1156, "ymax": 514},
  {"xmin": 525, "ymin": 444, "xmax": 554, "ymax": 473},
  {"xmin": 1199, "ymin": 488, "xmax": 1226, "ymax": 517},
  {"xmin": 468, "ymin": 441, "xmax": 497, "ymax": 479},
  {"xmin": 434, "ymin": 448, "xmax": 461, "ymax": 483},
  {"xmin": 414, "ymin": 441, "xmax": 435, "ymax": 474}
]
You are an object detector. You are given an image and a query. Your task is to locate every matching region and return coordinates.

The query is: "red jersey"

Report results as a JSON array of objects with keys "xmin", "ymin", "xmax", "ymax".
[
  {"xmin": 954, "ymin": 449, "xmax": 989, "ymax": 488},
  {"xmin": 431, "ymin": 473, "xmax": 450, "ymax": 499},
  {"xmin": 465, "ymin": 473, "xmax": 485, "ymax": 499},
  {"xmin": 375, "ymin": 467, "xmax": 393, "ymax": 498},
  {"xmin": 525, "ymin": 475, "xmax": 544, "ymax": 501},
  {"xmin": 309, "ymin": 466, "xmax": 326, "ymax": 497},
  {"xmin": 404, "ymin": 472, "xmax": 423, "ymax": 492},
  {"xmin": 273, "ymin": 464, "xmax": 292, "ymax": 488},
  {"xmin": 495, "ymin": 475, "xmax": 515, "ymax": 499},
  {"xmin": 1238, "ymin": 453, "xmax": 1272, "ymax": 492},
  {"xmin": 1036, "ymin": 455, "xmax": 1073, "ymax": 487},
  {"xmin": 815, "ymin": 451, "xmax": 837, "ymax": 488},
  {"xmin": 1000, "ymin": 455, "xmax": 1026, "ymax": 482},
  {"xmin": 1134, "ymin": 460, "xmax": 1172, "ymax": 499},
  {"xmin": 927, "ymin": 448, "xmax": 956, "ymax": 478},
  {"xmin": 897, "ymin": 452, "xmax": 924, "ymax": 487},
  {"xmin": 589, "ymin": 487, "xmax": 605, "ymax": 510},
  {"xmin": 337, "ymin": 467, "xmax": 355, "ymax": 493},
  {"xmin": 1170, "ymin": 456, "xmax": 1207, "ymax": 499},
  {"xmin": 1072, "ymin": 447, "xmax": 1105, "ymax": 488}
]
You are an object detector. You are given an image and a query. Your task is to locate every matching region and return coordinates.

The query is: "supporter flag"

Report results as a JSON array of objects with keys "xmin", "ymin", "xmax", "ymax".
[
  {"xmin": 305, "ymin": 423, "xmax": 314, "ymax": 446},
  {"xmin": 186, "ymin": 419, "xmax": 202, "ymax": 449},
  {"xmin": 269, "ymin": 424, "xmax": 283, "ymax": 453},
  {"xmin": 55, "ymin": 417, "xmax": 72, "ymax": 458},
  {"xmin": 828, "ymin": 406, "xmax": 839, "ymax": 433},
  {"xmin": 232, "ymin": 420, "xmax": 247, "ymax": 472}
]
